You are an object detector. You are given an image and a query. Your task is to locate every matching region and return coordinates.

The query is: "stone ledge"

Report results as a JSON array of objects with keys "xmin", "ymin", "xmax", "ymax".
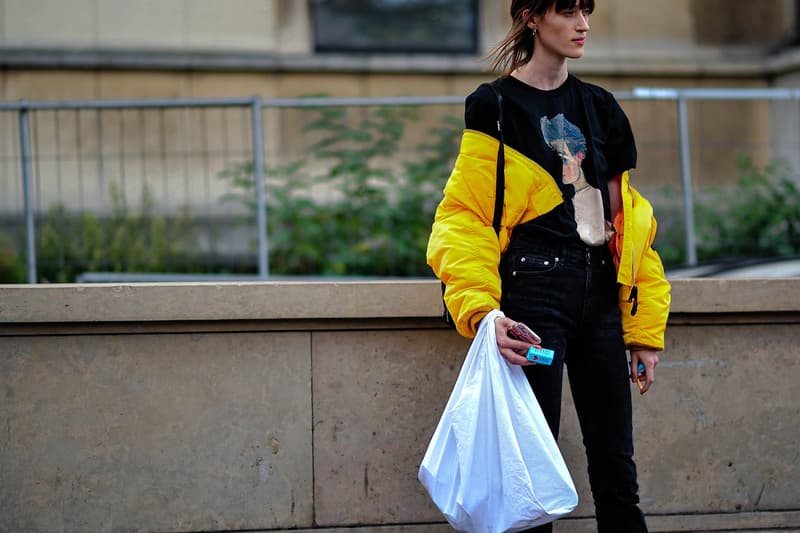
[
  {"xmin": 1, "ymin": 278, "xmax": 799, "ymax": 324},
  {"xmin": 2, "ymin": 46, "xmax": 800, "ymax": 78},
  {"xmin": 141, "ymin": 508, "xmax": 800, "ymax": 532},
  {"xmin": 0, "ymin": 280, "xmax": 441, "ymax": 323}
]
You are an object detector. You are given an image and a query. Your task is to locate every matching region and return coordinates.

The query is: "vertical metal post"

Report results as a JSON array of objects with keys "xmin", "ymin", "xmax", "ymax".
[
  {"xmin": 251, "ymin": 96, "xmax": 269, "ymax": 278},
  {"xmin": 18, "ymin": 106, "xmax": 37, "ymax": 283},
  {"xmin": 677, "ymin": 96, "xmax": 698, "ymax": 266}
]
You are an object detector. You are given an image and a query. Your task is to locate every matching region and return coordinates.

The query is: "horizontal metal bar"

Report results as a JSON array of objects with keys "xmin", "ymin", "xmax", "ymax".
[
  {"xmin": 75, "ymin": 272, "xmax": 264, "ymax": 283},
  {"xmin": 74, "ymin": 272, "xmax": 397, "ymax": 283},
  {"xmin": 0, "ymin": 95, "xmax": 465, "ymax": 111},
  {"xmin": 632, "ymin": 87, "xmax": 800, "ymax": 100},
  {"xmin": 259, "ymin": 95, "xmax": 465, "ymax": 107},
  {"xmin": 0, "ymin": 96, "xmax": 260, "ymax": 111},
  {"xmin": 3, "ymin": 88, "xmax": 800, "ymax": 112}
]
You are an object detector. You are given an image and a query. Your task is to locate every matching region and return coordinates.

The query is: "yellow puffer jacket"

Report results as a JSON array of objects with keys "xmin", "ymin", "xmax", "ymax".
[{"xmin": 427, "ymin": 129, "xmax": 671, "ymax": 350}]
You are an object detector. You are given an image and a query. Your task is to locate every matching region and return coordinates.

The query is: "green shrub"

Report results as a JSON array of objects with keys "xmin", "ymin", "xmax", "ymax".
[
  {"xmin": 219, "ymin": 104, "xmax": 461, "ymax": 276},
  {"xmin": 695, "ymin": 155, "xmax": 800, "ymax": 260},
  {"xmin": 222, "ymin": 103, "xmax": 800, "ymax": 275},
  {"xmin": 35, "ymin": 183, "xmax": 204, "ymax": 283},
  {"xmin": 0, "ymin": 232, "xmax": 26, "ymax": 283},
  {"xmin": 650, "ymin": 183, "xmax": 687, "ymax": 266}
]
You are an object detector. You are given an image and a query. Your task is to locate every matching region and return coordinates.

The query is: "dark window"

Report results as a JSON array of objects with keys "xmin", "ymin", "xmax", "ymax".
[{"xmin": 312, "ymin": 0, "xmax": 479, "ymax": 54}]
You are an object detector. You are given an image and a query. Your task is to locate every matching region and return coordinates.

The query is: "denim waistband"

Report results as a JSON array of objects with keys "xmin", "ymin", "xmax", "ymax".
[{"xmin": 507, "ymin": 238, "xmax": 612, "ymax": 267}]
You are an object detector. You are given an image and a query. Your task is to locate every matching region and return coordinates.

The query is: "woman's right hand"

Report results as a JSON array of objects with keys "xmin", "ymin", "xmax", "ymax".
[{"xmin": 493, "ymin": 316, "xmax": 536, "ymax": 366}]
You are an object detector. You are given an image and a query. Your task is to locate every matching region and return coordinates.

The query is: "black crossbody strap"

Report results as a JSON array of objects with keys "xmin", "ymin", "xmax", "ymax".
[
  {"xmin": 488, "ymin": 81, "xmax": 505, "ymax": 236},
  {"xmin": 440, "ymin": 81, "xmax": 506, "ymax": 329}
]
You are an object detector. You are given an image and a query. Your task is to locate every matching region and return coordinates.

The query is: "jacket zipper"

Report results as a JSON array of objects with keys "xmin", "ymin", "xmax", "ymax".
[{"xmin": 627, "ymin": 231, "xmax": 639, "ymax": 316}]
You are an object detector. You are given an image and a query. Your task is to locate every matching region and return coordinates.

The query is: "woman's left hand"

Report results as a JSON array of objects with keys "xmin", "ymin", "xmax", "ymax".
[
  {"xmin": 493, "ymin": 316, "xmax": 535, "ymax": 366},
  {"xmin": 630, "ymin": 349, "xmax": 659, "ymax": 395}
]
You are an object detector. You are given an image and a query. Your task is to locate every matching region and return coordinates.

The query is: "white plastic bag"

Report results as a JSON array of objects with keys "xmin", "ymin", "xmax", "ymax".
[{"xmin": 419, "ymin": 309, "xmax": 578, "ymax": 533}]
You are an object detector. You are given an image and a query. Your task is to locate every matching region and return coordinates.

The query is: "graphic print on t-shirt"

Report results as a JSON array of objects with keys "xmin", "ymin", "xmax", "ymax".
[
  {"xmin": 540, "ymin": 113, "xmax": 587, "ymax": 187},
  {"xmin": 540, "ymin": 114, "xmax": 609, "ymax": 246}
]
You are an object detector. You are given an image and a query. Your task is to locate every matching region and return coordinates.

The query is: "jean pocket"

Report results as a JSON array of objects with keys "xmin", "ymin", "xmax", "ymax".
[
  {"xmin": 502, "ymin": 251, "xmax": 564, "ymax": 315},
  {"xmin": 511, "ymin": 252, "xmax": 560, "ymax": 277}
]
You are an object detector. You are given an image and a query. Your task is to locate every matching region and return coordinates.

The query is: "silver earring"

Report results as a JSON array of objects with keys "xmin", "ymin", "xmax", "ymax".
[{"xmin": 532, "ymin": 28, "xmax": 537, "ymax": 37}]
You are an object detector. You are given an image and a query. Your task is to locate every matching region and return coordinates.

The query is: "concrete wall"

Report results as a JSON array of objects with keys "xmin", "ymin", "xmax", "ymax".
[
  {"xmin": 1, "ymin": 279, "xmax": 799, "ymax": 532},
  {"xmin": 0, "ymin": 0, "xmax": 311, "ymax": 54},
  {"xmin": 2, "ymin": 0, "xmax": 795, "ymax": 60}
]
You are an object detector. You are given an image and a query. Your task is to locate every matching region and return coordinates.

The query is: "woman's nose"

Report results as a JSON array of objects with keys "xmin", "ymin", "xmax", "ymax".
[{"xmin": 577, "ymin": 13, "xmax": 590, "ymax": 31}]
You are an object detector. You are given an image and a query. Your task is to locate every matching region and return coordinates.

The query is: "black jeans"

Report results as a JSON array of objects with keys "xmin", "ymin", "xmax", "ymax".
[{"xmin": 499, "ymin": 238, "xmax": 648, "ymax": 533}]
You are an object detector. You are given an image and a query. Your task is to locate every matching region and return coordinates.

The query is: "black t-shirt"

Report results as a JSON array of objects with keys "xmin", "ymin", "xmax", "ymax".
[{"xmin": 464, "ymin": 74, "xmax": 637, "ymax": 244}]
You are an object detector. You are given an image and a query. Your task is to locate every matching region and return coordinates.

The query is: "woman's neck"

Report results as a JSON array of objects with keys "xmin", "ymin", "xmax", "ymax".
[{"xmin": 512, "ymin": 58, "xmax": 569, "ymax": 91}]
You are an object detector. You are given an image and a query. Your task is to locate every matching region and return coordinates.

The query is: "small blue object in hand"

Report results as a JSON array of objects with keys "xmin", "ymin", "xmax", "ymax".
[{"xmin": 526, "ymin": 346, "xmax": 554, "ymax": 365}]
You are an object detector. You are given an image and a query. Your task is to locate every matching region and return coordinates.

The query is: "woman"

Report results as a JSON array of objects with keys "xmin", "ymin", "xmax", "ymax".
[{"xmin": 426, "ymin": 1, "xmax": 671, "ymax": 531}]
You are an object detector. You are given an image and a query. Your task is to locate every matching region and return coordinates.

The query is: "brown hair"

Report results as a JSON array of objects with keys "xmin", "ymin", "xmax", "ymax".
[{"xmin": 485, "ymin": 0, "xmax": 595, "ymax": 75}]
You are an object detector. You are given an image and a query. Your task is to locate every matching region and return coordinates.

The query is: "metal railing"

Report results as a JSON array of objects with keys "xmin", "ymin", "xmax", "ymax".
[
  {"xmin": 3, "ymin": 96, "xmax": 270, "ymax": 283},
  {"xmin": 2, "ymin": 88, "xmax": 800, "ymax": 283},
  {"xmin": 631, "ymin": 87, "xmax": 800, "ymax": 266},
  {"xmin": 1, "ymin": 94, "xmax": 467, "ymax": 283}
]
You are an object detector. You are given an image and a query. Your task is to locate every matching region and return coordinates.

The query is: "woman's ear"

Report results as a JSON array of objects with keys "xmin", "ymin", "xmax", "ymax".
[{"xmin": 521, "ymin": 8, "xmax": 537, "ymax": 30}]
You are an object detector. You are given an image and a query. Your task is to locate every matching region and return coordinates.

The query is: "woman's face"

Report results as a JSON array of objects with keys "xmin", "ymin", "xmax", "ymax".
[{"xmin": 530, "ymin": 3, "xmax": 590, "ymax": 60}]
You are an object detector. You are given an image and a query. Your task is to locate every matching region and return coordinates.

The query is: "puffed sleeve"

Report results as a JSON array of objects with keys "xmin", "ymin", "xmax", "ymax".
[{"xmin": 427, "ymin": 85, "xmax": 505, "ymax": 338}]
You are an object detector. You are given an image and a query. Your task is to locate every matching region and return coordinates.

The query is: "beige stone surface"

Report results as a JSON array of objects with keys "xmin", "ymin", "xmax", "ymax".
[
  {"xmin": 669, "ymin": 279, "xmax": 800, "ymax": 313},
  {"xmin": 480, "ymin": 0, "xmax": 511, "ymax": 55},
  {"xmin": 311, "ymin": 328, "xmax": 471, "ymax": 525},
  {"xmin": 278, "ymin": 73, "xmax": 363, "ymax": 99},
  {"xmin": 647, "ymin": 510, "xmax": 800, "ymax": 532},
  {"xmin": 273, "ymin": 0, "xmax": 311, "ymax": 55},
  {"xmin": 203, "ymin": 519, "xmax": 800, "ymax": 533},
  {"xmin": 690, "ymin": 0, "xmax": 789, "ymax": 46},
  {"xmin": 285, "ymin": 527, "xmax": 454, "ymax": 533},
  {"xmin": 2, "ymin": 279, "xmax": 800, "ymax": 325},
  {"xmin": 187, "ymin": 71, "xmax": 275, "ymax": 99},
  {"xmin": 1, "ymin": 280, "xmax": 799, "ymax": 531},
  {"xmin": 0, "ymin": 280, "xmax": 446, "ymax": 323},
  {"xmin": 635, "ymin": 322, "xmax": 800, "ymax": 512},
  {"xmin": 1, "ymin": 0, "xmax": 310, "ymax": 54},
  {"xmin": 185, "ymin": 0, "xmax": 273, "ymax": 52},
  {"xmin": 3, "ymin": 0, "xmax": 95, "ymax": 47},
  {"xmin": 364, "ymin": 75, "xmax": 451, "ymax": 98},
  {"xmin": 0, "ymin": 0, "xmax": 796, "ymax": 96},
  {"xmin": 0, "ymin": 330, "xmax": 314, "ymax": 531},
  {"xmin": 96, "ymin": 71, "xmax": 188, "ymax": 100},
  {"xmin": 95, "ymin": 0, "xmax": 184, "ymax": 50},
  {"xmin": 2, "ymin": 0, "xmax": 794, "ymax": 59},
  {"xmin": 603, "ymin": 0, "xmax": 693, "ymax": 48},
  {"xmin": 2, "ymin": 70, "xmax": 97, "ymax": 101}
]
